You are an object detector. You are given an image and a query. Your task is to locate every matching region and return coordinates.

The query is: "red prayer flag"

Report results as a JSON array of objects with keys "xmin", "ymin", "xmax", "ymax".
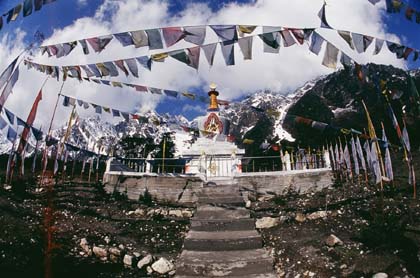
[{"xmin": 17, "ymin": 89, "xmax": 42, "ymax": 154}]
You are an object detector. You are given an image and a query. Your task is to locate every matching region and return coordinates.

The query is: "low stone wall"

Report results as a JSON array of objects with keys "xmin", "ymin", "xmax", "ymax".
[
  {"xmin": 103, "ymin": 172, "xmax": 203, "ymax": 207},
  {"xmin": 103, "ymin": 168, "xmax": 334, "ymax": 206},
  {"xmin": 235, "ymin": 169, "xmax": 334, "ymax": 196}
]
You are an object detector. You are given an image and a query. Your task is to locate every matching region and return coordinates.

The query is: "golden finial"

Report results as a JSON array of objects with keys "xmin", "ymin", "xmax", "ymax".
[{"xmin": 210, "ymin": 83, "xmax": 217, "ymax": 91}]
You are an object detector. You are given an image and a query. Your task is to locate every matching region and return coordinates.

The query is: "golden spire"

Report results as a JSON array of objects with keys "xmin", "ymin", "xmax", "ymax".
[{"xmin": 208, "ymin": 83, "xmax": 219, "ymax": 111}]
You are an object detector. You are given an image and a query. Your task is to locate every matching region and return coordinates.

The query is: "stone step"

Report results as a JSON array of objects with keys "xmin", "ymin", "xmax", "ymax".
[
  {"xmin": 194, "ymin": 205, "xmax": 250, "ymax": 220},
  {"xmin": 191, "ymin": 218, "xmax": 255, "ymax": 231},
  {"xmin": 176, "ymin": 274, "xmax": 277, "ymax": 278},
  {"xmin": 176, "ymin": 249, "xmax": 274, "ymax": 277},
  {"xmin": 197, "ymin": 196, "xmax": 245, "ymax": 206},
  {"xmin": 183, "ymin": 230, "xmax": 262, "ymax": 251}
]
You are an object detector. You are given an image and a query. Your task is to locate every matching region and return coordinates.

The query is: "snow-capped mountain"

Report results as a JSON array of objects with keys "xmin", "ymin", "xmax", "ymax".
[{"xmin": 2, "ymin": 62, "xmax": 419, "ymax": 156}]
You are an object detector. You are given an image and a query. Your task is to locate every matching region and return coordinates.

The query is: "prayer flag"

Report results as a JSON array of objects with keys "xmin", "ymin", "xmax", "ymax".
[
  {"xmin": 86, "ymin": 35, "xmax": 113, "ymax": 53},
  {"xmin": 238, "ymin": 25, "xmax": 257, "ymax": 36},
  {"xmin": 23, "ymin": 0, "xmax": 33, "ymax": 17},
  {"xmin": 112, "ymin": 109, "xmax": 120, "ymax": 117},
  {"xmin": 31, "ymin": 127, "xmax": 43, "ymax": 141},
  {"xmin": 0, "ymin": 66, "xmax": 20, "ymax": 109},
  {"xmin": 338, "ymin": 30, "xmax": 354, "ymax": 49},
  {"xmin": 5, "ymin": 109, "xmax": 15, "ymax": 124},
  {"xmin": 238, "ymin": 36, "xmax": 253, "ymax": 60},
  {"xmin": 187, "ymin": 46, "xmax": 200, "ymax": 69},
  {"xmin": 370, "ymin": 140, "xmax": 382, "ymax": 184},
  {"xmin": 114, "ymin": 32, "xmax": 134, "ymax": 47},
  {"xmin": 96, "ymin": 63, "xmax": 110, "ymax": 77},
  {"xmin": 260, "ymin": 27, "xmax": 281, "ymax": 53},
  {"xmin": 79, "ymin": 39, "xmax": 90, "ymax": 55},
  {"xmin": 382, "ymin": 127, "xmax": 393, "ymax": 181},
  {"xmin": 164, "ymin": 90, "xmax": 178, "ymax": 98},
  {"xmin": 201, "ymin": 44, "xmax": 217, "ymax": 66},
  {"xmin": 363, "ymin": 35, "xmax": 374, "ymax": 51},
  {"xmin": 211, "ymin": 25, "xmax": 238, "ymax": 41},
  {"xmin": 114, "ymin": 60, "xmax": 129, "ymax": 76},
  {"xmin": 149, "ymin": 88, "xmax": 162, "ymax": 95},
  {"xmin": 88, "ymin": 64, "xmax": 102, "ymax": 77},
  {"xmin": 322, "ymin": 42, "xmax": 339, "ymax": 69},
  {"xmin": 309, "ymin": 32, "xmax": 324, "ymax": 55},
  {"xmin": 318, "ymin": 3, "xmax": 332, "ymax": 29},
  {"xmin": 81, "ymin": 65, "xmax": 95, "ymax": 78},
  {"xmin": 7, "ymin": 126, "xmax": 17, "ymax": 142},
  {"xmin": 125, "ymin": 58, "xmax": 139, "ymax": 77},
  {"xmin": 146, "ymin": 29, "xmax": 163, "ymax": 50},
  {"xmin": 373, "ymin": 38, "xmax": 384, "ymax": 55},
  {"xmin": 151, "ymin": 52, "xmax": 168, "ymax": 62},
  {"xmin": 17, "ymin": 89, "xmax": 42, "ymax": 155},
  {"xmin": 221, "ymin": 40, "xmax": 235, "ymax": 66},
  {"xmin": 356, "ymin": 137, "xmax": 367, "ymax": 171},
  {"xmin": 0, "ymin": 57, "xmax": 19, "ymax": 91},
  {"xmin": 184, "ymin": 26, "xmax": 206, "ymax": 45},
  {"xmin": 402, "ymin": 126, "xmax": 411, "ymax": 152},
  {"xmin": 131, "ymin": 30, "xmax": 149, "ymax": 48},
  {"xmin": 351, "ymin": 137, "xmax": 360, "ymax": 175},
  {"xmin": 103, "ymin": 62, "xmax": 119, "ymax": 77},
  {"xmin": 136, "ymin": 56, "xmax": 152, "ymax": 71},
  {"xmin": 352, "ymin": 33, "xmax": 364, "ymax": 53},
  {"xmin": 0, "ymin": 115, "xmax": 7, "ymax": 129},
  {"xmin": 281, "ymin": 30, "xmax": 296, "ymax": 47},
  {"xmin": 340, "ymin": 52, "xmax": 353, "ymax": 67},
  {"xmin": 17, "ymin": 117, "xmax": 26, "ymax": 127},
  {"xmin": 162, "ymin": 27, "xmax": 185, "ymax": 47},
  {"xmin": 170, "ymin": 50, "xmax": 190, "ymax": 66}
]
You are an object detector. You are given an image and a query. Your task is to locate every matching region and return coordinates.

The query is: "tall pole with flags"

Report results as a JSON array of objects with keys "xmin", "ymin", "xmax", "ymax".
[{"xmin": 361, "ymin": 100, "xmax": 385, "ymax": 190}]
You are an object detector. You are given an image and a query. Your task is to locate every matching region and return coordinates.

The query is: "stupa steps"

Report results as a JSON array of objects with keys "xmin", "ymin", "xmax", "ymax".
[
  {"xmin": 194, "ymin": 206, "xmax": 250, "ymax": 220},
  {"xmin": 190, "ymin": 218, "xmax": 255, "ymax": 231},
  {"xmin": 175, "ymin": 182, "xmax": 276, "ymax": 277},
  {"xmin": 175, "ymin": 250, "xmax": 274, "ymax": 277}
]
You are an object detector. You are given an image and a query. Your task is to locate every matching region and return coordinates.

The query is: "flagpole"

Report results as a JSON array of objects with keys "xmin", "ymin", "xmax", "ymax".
[
  {"xmin": 41, "ymin": 82, "xmax": 65, "ymax": 184},
  {"xmin": 361, "ymin": 100, "xmax": 385, "ymax": 190}
]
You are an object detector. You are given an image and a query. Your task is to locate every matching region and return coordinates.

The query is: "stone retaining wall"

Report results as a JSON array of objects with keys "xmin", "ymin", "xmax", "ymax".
[
  {"xmin": 103, "ymin": 168, "xmax": 334, "ymax": 206},
  {"xmin": 103, "ymin": 172, "xmax": 203, "ymax": 207}
]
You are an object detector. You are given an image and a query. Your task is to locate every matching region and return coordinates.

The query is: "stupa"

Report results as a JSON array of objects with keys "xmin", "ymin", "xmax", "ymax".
[{"xmin": 183, "ymin": 84, "xmax": 245, "ymax": 178}]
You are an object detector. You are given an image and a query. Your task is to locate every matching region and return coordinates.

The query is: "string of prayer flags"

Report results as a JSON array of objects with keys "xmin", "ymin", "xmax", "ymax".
[
  {"xmin": 0, "ymin": 65, "xmax": 20, "ymax": 110},
  {"xmin": 0, "ymin": 0, "xmax": 56, "ymax": 32},
  {"xmin": 368, "ymin": 0, "xmax": 420, "ymax": 25}
]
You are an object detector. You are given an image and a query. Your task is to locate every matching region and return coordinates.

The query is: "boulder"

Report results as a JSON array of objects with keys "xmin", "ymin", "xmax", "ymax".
[
  {"xmin": 168, "ymin": 210, "xmax": 183, "ymax": 218},
  {"xmin": 137, "ymin": 254, "xmax": 153, "ymax": 269},
  {"xmin": 92, "ymin": 246, "xmax": 107, "ymax": 258},
  {"xmin": 109, "ymin": 247, "xmax": 121, "ymax": 257},
  {"xmin": 256, "ymin": 217, "xmax": 280, "ymax": 229},
  {"xmin": 151, "ymin": 257, "xmax": 174, "ymax": 274},
  {"xmin": 181, "ymin": 209, "xmax": 193, "ymax": 218},
  {"xmin": 295, "ymin": 213, "xmax": 306, "ymax": 223},
  {"xmin": 123, "ymin": 254, "xmax": 133, "ymax": 267},
  {"xmin": 372, "ymin": 273, "xmax": 388, "ymax": 278},
  {"xmin": 325, "ymin": 234, "xmax": 343, "ymax": 247},
  {"xmin": 79, "ymin": 238, "xmax": 90, "ymax": 253},
  {"xmin": 307, "ymin": 211, "xmax": 328, "ymax": 220}
]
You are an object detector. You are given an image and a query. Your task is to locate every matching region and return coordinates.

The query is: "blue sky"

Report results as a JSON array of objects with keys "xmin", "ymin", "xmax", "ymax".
[{"xmin": 0, "ymin": 0, "xmax": 419, "ymax": 125}]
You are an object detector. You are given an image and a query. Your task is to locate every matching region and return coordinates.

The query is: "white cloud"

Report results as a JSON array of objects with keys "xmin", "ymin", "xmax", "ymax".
[
  {"xmin": 0, "ymin": 0, "xmax": 406, "ymax": 133},
  {"xmin": 77, "ymin": 0, "xmax": 88, "ymax": 7},
  {"xmin": 182, "ymin": 104, "xmax": 206, "ymax": 114}
]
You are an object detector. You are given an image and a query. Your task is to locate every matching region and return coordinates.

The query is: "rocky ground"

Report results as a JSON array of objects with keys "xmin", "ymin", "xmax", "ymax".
[
  {"xmin": 1, "ymin": 155, "xmax": 420, "ymax": 278},
  {"xmin": 0, "ymin": 179, "xmax": 192, "ymax": 277},
  {"xmin": 252, "ymin": 178, "xmax": 420, "ymax": 278}
]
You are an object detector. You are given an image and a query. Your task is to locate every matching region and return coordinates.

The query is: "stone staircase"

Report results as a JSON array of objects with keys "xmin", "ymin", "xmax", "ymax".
[{"xmin": 175, "ymin": 180, "xmax": 276, "ymax": 278}]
